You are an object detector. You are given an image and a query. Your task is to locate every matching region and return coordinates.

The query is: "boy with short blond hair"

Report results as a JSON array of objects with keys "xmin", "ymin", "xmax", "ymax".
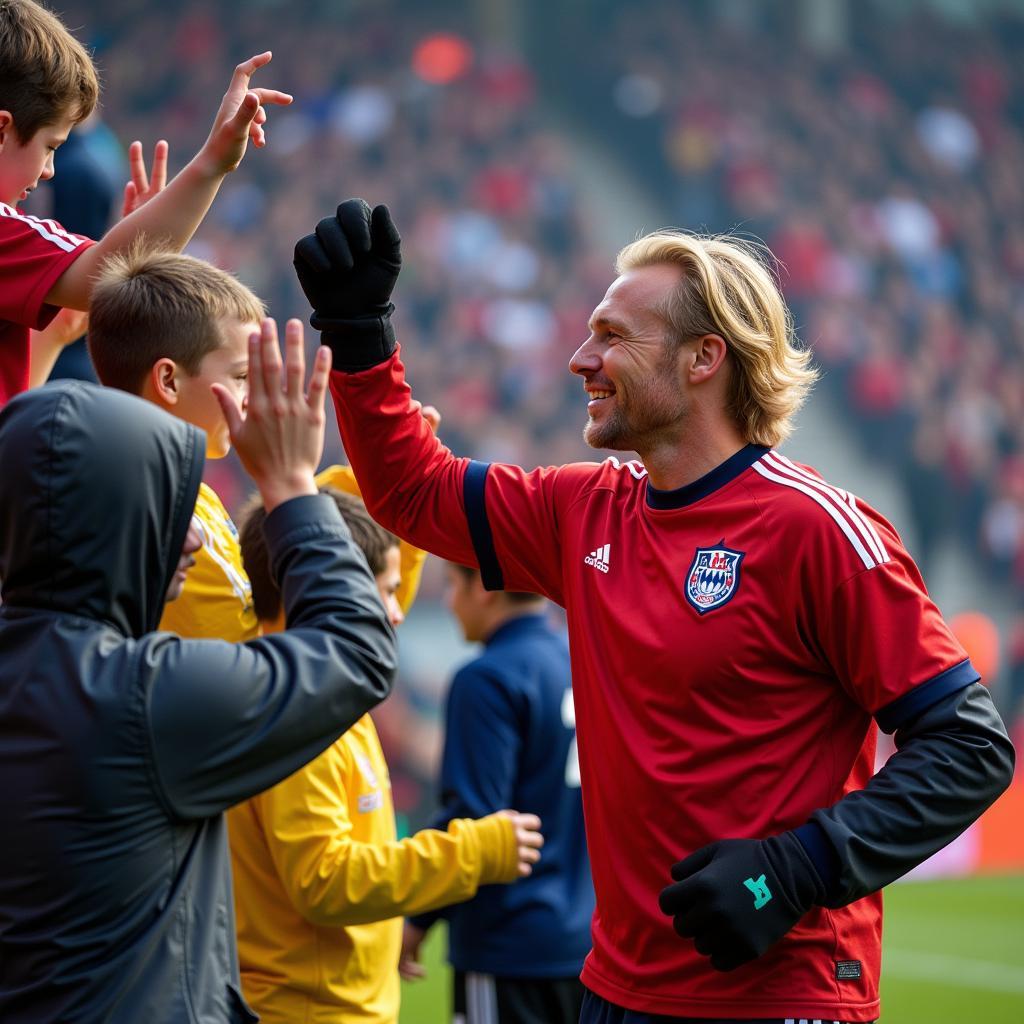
[
  {"xmin": 0, "ymin": 0, "xmax": 290, "ymax": 405},
  {"xmin": 88, "ymin": 244, "xmax": 265, "ymax": 640}
]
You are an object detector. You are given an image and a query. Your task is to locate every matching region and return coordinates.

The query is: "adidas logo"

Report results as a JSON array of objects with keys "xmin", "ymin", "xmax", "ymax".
[{"xmin": 584, "ymin": 543, "xmax": 611, "ymax": 574}]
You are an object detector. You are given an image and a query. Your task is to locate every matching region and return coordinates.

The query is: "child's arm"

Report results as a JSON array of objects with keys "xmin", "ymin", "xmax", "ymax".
[
  {"xmin": 45, "ymin": 52, "xmax": 291, "ymax": 311},
  {"xmin": 28, "ymin": 307, "xmax": 88, "ymax": 386}
]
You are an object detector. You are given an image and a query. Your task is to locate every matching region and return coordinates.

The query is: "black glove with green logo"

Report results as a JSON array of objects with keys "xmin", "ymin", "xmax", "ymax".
[
  {"xmin": 658, "ymin": 833, "xmax": 825, "ymax": 971},
  {"xmin": 293, "ymin": 199, "xmax": 402, "ymax": 371}
]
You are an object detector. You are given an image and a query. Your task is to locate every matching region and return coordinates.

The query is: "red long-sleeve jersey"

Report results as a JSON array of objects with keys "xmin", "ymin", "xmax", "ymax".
[{"xmin": 331, "ymin": 351, "xmax": 975, "ymax": 1021}]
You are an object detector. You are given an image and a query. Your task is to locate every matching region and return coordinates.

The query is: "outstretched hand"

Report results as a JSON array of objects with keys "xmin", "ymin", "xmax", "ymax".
[
  {"xmin": 121, "ymin": 140, "xmax": 169, "ymax": 217},
  {"xmin": 212, "ymin": 318, "xmax": 331, "ymax": 512},
  {"xmin": 199, "ymin": 52, "xmax": 293, "ymax": 176}
]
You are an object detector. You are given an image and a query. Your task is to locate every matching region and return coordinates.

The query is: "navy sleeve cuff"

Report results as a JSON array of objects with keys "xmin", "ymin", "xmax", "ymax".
[
  {"xmin": 463, "ymin": 460, "xmax": 504, "ymax": 591},
  {"xmin": 875, "ymin": 659, "xmax": 980, "ymax": 735},
  {"xmin": 793, "ymin": 821, "xmax": 841, "ymax": 903},
  {"xmin": 264, "ymin": 493, "xmax": 347, "ymax": 556}
]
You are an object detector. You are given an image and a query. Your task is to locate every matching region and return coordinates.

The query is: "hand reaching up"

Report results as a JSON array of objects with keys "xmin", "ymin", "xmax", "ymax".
[
  {"xmin": 212, "ymin": 318, "xmax": 331, "ymax": 512},
  {"xmin": 199, "ymin": 52, "xmax": 293, "ymax": 176}
]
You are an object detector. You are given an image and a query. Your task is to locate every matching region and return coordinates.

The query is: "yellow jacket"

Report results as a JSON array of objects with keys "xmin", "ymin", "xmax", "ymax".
[
  {"xmin": 228, "ymin": 717, "xmax": 518, "ymax": 1024},
  {"xmin": 227, "ymin": 465, "xmax": 518, "ymax": 1023},
  {"xmin": 159, "ymin": 482, "xmax": 258, "ymax": 641}
]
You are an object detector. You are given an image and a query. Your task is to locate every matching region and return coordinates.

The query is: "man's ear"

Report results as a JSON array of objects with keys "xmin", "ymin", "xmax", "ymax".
[
  {"xmin": 149, "ymin": 358, "xmax": 182, "ymax": 406},
  {"xmin": 687, "ymin": 333, "xmax": 728, "ymax": 385}
]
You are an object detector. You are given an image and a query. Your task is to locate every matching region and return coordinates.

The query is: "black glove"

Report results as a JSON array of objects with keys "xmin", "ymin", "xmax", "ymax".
[
  {"xmin": 293, "ymin": 199, "xmax": 402, "ymax": 371},
  {"xmin": 658, "ymin": 832, "xmax": 825, "ymax": 972}
]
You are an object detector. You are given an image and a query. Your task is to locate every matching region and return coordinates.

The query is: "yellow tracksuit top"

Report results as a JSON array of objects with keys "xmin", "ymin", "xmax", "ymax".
[
  {"xmin": 228, "ymin": 717, "xmax": 518, "ymax": 1024},
  {"xmin": 159, "ymin": 482, "xmax": 258, "ymax": 641}
]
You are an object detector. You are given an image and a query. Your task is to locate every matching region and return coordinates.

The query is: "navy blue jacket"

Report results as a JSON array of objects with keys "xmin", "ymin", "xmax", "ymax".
[{"xmin": 412, "ymin": 613, "xmax": 593, "ymax": 976}]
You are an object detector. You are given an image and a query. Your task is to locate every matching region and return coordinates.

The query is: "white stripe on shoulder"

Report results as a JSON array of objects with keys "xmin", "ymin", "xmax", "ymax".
[
  {"xmin": 0, "ymin": 203, "xmax": 85, "ymax": 253},
  {"xmin": 752, "ymin": 457, "xmax": 878, "ymax": 570},
  {"xmin": 605, "ymin": 455, "xmax": 648, "ymax": 480},
  {"xmin": 765, "ymin": 452, "xmax": 889, "ymax": 563}
]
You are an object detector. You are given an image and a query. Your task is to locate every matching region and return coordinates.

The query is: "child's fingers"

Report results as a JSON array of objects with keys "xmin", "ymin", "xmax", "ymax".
[
  {"xmin": 151, "ymin": 140, "xmax": 169, "ymax": 192},
  {"xmin": 230, "ymin": 52, "xmax": 273, "ymax": 91},
  {"xmin": 128, "ymin": 140, "xmax": 148, "ymax": 193},
  {"xmin": 249, "ymin": 87, "xmax": 293, "ymax": 107},
  {"xmin": 246, "ymin": 329, "xmax": 264, "ymax": 405},
  {"xmin": 259, "ymin": 318, "xmax": 283, "ymax": 398},
  {"xmin": 421, "ymin": 405, "xmax": 442, "ymax": 434},
  {"xmin": 121, "ymin": 181, "xmax": 137, "ymax": 218},
  {"xmin": 283, "ymin": 319, "xmax": 305, "ymax": 401},
  {"xmin": 306, "ymin": 346, "xmax": 332, "ymax": 413},
  {"xmin": 226, "ymin": 91, "xmax": 261, "ymax": 136},
  {"xmin": 211, "ymin": 383, "xmax": 244, "ymax": 440}
]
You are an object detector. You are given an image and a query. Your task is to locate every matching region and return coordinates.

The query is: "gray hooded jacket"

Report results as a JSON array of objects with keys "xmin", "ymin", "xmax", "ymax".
[{"xmin": 0, "ymin": 382, "xmax": 397, "ymax": 1022}]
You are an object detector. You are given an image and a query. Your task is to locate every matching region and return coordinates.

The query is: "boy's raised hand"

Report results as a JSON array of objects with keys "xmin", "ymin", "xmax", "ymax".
[
  {"xmin": 199, "ymin": 52, "xmax": 293, "ymax": 176},
  {"xmin": 121, "ymin": 140, "xmax": 169, "ymax": 217},
  {"xmin": 212, "ymin": 318, "xmax": 331, "ymax": 512}
]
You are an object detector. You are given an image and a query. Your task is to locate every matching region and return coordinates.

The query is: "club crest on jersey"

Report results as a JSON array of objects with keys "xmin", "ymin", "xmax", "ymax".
[{"xmin": 685, "ymin": 543, "xmax": 744, "ymax": 614}]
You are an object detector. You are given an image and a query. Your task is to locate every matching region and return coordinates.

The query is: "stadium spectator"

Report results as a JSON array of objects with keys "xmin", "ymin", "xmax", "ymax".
[
  {"xmin": 229, "ymin": 487, "xmax": 543, "ymax": 1024},
  {"xmin": 0, "ymin": 329, "xmax": 397, "ymax": 1022},
  {"xmin": 295, "ymin": 197, "xmax": 1014, "ymax": 1024},
  {"xmin": 401, "ymin": 563, "xmax": 593, "ymax": 1024},
  {"xmin": 0, "ymin": 0, "xmax": 290, "ymax": 406}
]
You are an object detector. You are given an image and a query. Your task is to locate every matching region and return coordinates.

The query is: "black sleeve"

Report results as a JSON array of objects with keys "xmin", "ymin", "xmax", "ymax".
[
  {"xmin": 145, "ymin": 494, "xmax": 398, "ymax": 819},
  {"xmin": 795, "ymin": 681, "xmax": 1015, "ymax": 907}
]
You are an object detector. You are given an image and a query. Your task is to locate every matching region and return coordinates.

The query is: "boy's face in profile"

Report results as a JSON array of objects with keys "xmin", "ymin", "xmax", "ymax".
[
  {"xmin": 377, "ymin": 545, "xmax": 404, "ymax": 628},
  {"xmin": 0, "ymin": 112, "xmax": 76, "ymax": 206},
  {"xmin": 175, "ymin": 318, "xmax": 256, "ymax": 459},
  {"xmin": 262, "ymin": 545, "xmax": 404, "ymax": 635}
]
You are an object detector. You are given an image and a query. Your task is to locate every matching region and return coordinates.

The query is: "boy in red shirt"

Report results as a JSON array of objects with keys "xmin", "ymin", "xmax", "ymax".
[{"xmin": 0, "ymin": 0, "xmax": 290, "ymax": 404}]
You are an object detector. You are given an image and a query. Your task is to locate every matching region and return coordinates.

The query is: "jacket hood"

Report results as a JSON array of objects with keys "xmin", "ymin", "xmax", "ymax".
[{"xmin": 0, "ymin": 381, "xmax": 205, "ymax": 637}]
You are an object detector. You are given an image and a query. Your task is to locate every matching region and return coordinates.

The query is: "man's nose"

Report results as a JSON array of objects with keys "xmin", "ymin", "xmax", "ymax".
[{"xmin": 569, "ymin": 336, "xmax": 600, "ymax": 376}]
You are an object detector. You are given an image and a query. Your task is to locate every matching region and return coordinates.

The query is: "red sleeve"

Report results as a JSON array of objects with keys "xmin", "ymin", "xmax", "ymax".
[
  {"xmin": 808, "ymin": 499, "xmax": 976, "ymax": 730},
  {"xmin": 330, "ymin": 350, "xmax": 595, "ymax": 605},
  {"xmin": 0, "ymin": 204, "xmax": 94, "ymax": 328}
]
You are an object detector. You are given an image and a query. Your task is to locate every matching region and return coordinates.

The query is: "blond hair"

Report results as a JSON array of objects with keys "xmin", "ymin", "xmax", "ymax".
[
  {"xmin": 0, "ymin": 0, "xmax": 99, "ymax": 140},
  {"xmin": 89, "ymin": 241, "xmax": 265, "ymax": 394},
  {"xmin": 616, "ymin": 231, "xmax": 817, "ymax": 447}
]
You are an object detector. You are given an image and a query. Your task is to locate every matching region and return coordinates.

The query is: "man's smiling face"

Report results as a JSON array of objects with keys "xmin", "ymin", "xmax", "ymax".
[{"xmin": 568, "ymin": 263, "xmax": 691, "ymax": 454}]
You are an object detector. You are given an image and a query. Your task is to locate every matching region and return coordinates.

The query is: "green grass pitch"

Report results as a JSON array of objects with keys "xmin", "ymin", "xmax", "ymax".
[{"xmin": 398, "ymin": 876, "xmax": 1024, "ymax": 1022}]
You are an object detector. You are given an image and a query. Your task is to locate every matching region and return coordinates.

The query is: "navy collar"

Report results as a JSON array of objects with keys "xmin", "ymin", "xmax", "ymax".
[
  {"xmin": 645, "ymin": 444, "xmax": 770, "ymax": 510},
  {"xmin": 484, "ymin": 612, "xmax": 549, "ymax": 647}
]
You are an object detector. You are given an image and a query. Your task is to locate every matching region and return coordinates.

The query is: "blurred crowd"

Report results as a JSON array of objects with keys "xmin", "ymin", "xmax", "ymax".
[
  {"xmin": 37, "ymin": 0, "xmax": 1024, "ymax": 750},
  {"xmin": 45, "ymin": 0, "xmax": 609, "ymax": 504},
  {"xmin": 585, "ymin": 0, "xmax": 1024, "ymax": 592}
]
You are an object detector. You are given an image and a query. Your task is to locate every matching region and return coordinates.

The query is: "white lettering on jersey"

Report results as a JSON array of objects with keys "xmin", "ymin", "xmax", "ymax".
[{"xmin": 584, "ymin": 542, "xmax": 611, "ymax": 574}]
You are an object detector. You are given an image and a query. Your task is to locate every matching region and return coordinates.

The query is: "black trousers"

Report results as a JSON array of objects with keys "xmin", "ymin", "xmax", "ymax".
[{"xmin": 453, "ymin": 969, "xmax": 585, "ymax": 1024}]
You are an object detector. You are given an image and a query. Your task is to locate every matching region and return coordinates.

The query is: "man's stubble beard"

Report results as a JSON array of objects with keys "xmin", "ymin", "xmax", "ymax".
[{"xmin": 582, "ymin": 371, "xmax": 688, "ymax": 454}]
